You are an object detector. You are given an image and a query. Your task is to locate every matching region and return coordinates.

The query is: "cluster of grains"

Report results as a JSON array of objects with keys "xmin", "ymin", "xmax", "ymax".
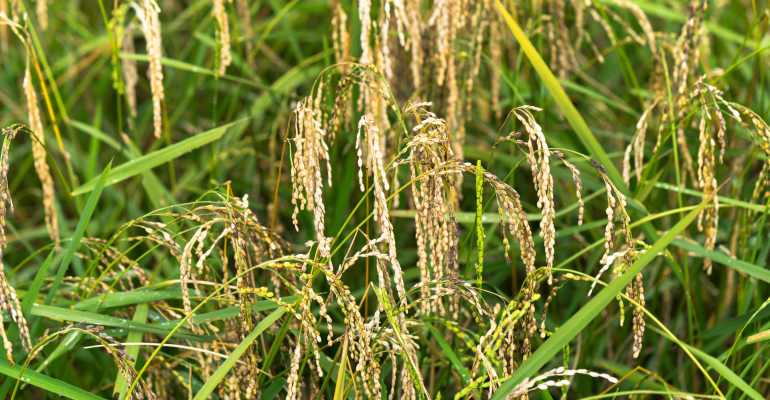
[
  {"xmin": 331, "ymin": 3, "xmax": 350, "ymax": 76},
  {"xmin": 235, "ymin": 0, "xmax": 254, "ymax": 69},
  {"xmin": 179, "ymin": 220, "xmax": 219, "ymax": 327},
  {"xmin": 0, "ymin": 128, "xmax": 33, "ymax": 364},
  {"xmin": 36, "ymin": 0, "xmax": 47, "ymax": 30},
  {"xmin": 628, "ymin": 272, "xmax": 646, "ymax": 358},
  {"xmin": 326, "ymin": 64, "xmax": 393, "ymax": 145},
  {"xmin": 2, "ymin": 15, "xmax": 60, "ymax": 242},
  {"xmin": 503, "ymin": 367, "xmax": 617, "ymax": 400},
  {"xmin": 512, "ymin": 106, "xmax": 556, "ymax": 282},
  {"xmin": 357, "ymin": 115, "xmax": 406, "ymax": 300},
  {"xmin": 21, "ymin": 56, "xmax": 58, "ymax": 244},
  {"xmin": 590, "ymin": 158, "xmax": 645, "ymax": 357},
  {"xmin": 121, "ymin": 22, "xmax": 139, "ymax": 123},
  {"xmin": 671, "ymin": 1, "xmax": 708, "ymax": 185},
  {"xmin": 692, "ymin": 83, "xmax": 721, "ymax": 275},
  {"xmin": 32, "ymin": 323, "xmax": 156, "ymax": 399},
  {"xmin": 213, "ymin": 0, "xmax": 231, "ymax": 75},
  {"xmin": 392, "ymin": 0, "xmax": 422, "ymax": 89},
  {"xmin": 551, "ymin": 151, "xmax": 584, "ymax": 226},
  {"xmin": 353, "ymin": 0, "xmax": 517, "ymax": 191},
  {"xmin": 475, "ymin": 160, "xmax": 485, "ymax": 288},
  {"xmin": 138, "ymin": 0, "xmax": 164, "ymax": 138},
  {"xmin": 113, "ymin": 191, "xmax": 287, "ymax": 398},
  {"xmin": 290, "ymin": 98, "xmax": 332, "ymax": 257},
  {"xmin": 399, "ymin": 104, "xmax": 460, "ymax": 316},
  {"xmin": 545, "ymin": 0, "xmax": 656, "ymax": 78},
  {"xmin": 322, "ymin": 249, "xmax": 391, "ymax": 399},
  {"xmin": 624, "ymin": 98, "xmax": 660, "ymax": 188},
  {"xmin": 546, "ymin": 0, "xmax": 577, "ymax": 82}
]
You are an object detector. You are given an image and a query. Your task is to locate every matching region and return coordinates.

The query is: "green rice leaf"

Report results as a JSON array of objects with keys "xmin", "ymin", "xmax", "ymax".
[
  {"xmin": 192, "ymin": 307, "xmax": 286, "ymax": 400},
  {"xmin": 0, "ymin": 359, "xmax": 107, "ymax": 400},
  {"xmin": 427, "ymin": 326, "xmax": 470, "ymax": 385},
  {"xmin": 115, "ymin": 303, "xmax": 148, "ymax": 399},
  {"xmin": 670, "ymin": 239, "xmax": 770, "ymax": 284},
  {"xmin": 72, "ymin": 120, "xmax": 245, "ymax": 195}
]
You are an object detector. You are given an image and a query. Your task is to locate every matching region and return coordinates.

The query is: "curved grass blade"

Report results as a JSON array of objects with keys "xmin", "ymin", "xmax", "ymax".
[
  {"xmin": 120, "ymin": 53, "xmax": 270, "ymax": 90},
  {"xmin": 0, "ymin": 359, "xmax": 107, "ymax": 400},
  {"xmin": 262, "ymin": 378, "xmax": 288, "ymax": 400},
  {"xmin": 156, "ymin": 295, "xmax": 297, "ymax": 328},
  {"xmin": 20, "ymin": 250, "xmax": 54, "ymax": 316},
  {"xmin": 557, "ymin": 78, "xmax": 639, "ymax": 117},
  {"xmin": 491, "ymin": 199, "xmax": 707, "ymax": 400},
  {"xmin": 650, "ymin": 327, "xmax": 764, "ymax": 400},
  {"xmin": 192, "ymin": 307, "xmax": 286, "ymax": 400},
  {"xmin": 654, "ymin": 182, "xmax": 767, "ymax": 212},
  {"xmin": 68, "ymin": 119, "xmax": 123, "ymax": 152},
  {"xmin": 702, "ymin": 307, "xmax": 770, "ymax": 339},
  {"xmin": 72, "ymin": 120, "xmax": 245, "ymax": 195},
  {"xmin": 333, "ymin": 333, "xmax": 349, "ymax": 400},
  {"xmin": 670, "ymin": 239, "xmax": 770, "ymax": 283},
  {"xmin": 43, "ymin": 160, "xmax": 111, "ymax": 305}
]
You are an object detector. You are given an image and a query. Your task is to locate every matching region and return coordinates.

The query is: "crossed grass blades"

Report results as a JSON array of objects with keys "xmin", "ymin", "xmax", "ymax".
[{"xmin": 1, "ymin": 0, "xmax": 770, "ymax": 399}]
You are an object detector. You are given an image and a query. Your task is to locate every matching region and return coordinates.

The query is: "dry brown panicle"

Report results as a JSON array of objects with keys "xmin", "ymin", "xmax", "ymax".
[
  {"xmin": 291, "ymin": 99, "xmax": 332, "ymax": 258},
  {"xmin": 138, "ymin": 0, "xmax": 164, "ymax": 138},
  {"xmin": 19, "ymin": 46, "xmax": 59, "ymax": 245},
  {"xmin": 121, "ymin": 23, "xmax": 139, "ymax": 125}
]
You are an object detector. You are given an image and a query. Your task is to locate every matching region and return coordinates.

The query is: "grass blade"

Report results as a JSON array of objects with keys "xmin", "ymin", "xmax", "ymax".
[
  {"xmin": 115, "ymin": 303, "xmax": 149, "ymax": 399},
  {"xmin": 72, "ymin": 120, "xmax": 245, "ymax": 195},
  {"xmin": 670, "ymin": 239, "xmax": 770, "ymax": 283},
  {"xmin": 192, "ymin": 307, "xmax": 286, "ymax": 400},
  {"xmin": 0, "ymin": 360, "xmax": 107, "ymax": 400},
  {"xmin": 28, "ymin": 304, "xmax": 209, "ymax": 342},
  {"xmin": 43, "ymin": 160, "xmax": 111, "ymax": 305}
]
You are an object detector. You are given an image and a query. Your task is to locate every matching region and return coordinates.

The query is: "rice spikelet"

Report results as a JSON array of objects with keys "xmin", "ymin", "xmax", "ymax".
[
  {"xmin": 139, "ymin": 0, "xmax": 164, "ymax": 138},
  {"xmin": 213, "ymin": 0, "xmax": 232, "ymax": 75},
  {"xmin": 23, "ymin": 55, "xmax": 58, "ymax": 244}
]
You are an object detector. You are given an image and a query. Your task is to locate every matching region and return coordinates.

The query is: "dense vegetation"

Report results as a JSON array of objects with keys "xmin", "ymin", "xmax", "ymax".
[{"xmin": 1, "ymin": 0, "xmax": 770, "ymax": 399}]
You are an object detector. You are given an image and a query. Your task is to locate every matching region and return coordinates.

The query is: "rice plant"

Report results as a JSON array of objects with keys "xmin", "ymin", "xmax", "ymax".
[{"xmin": 0, "ymin": 0, "xmax": 770, "ymax": 399}]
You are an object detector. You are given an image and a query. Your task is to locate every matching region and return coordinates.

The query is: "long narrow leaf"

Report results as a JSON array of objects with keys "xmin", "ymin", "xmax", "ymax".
[
  {"xmin": 44, "ymin": 160, "xmax": 111, "ymax": 304},
  {"xmin": 72, "ymin": 120, "xmax": 245, "ymax": 195},
  {"xmin": 0, "ymin": 359, "xmax": 107, "ymax": 400},
  {"xmin": 115, "ymin": 303, "xmax": 149, "ymax": 399},
  {"xmin": 676, "ymin": 333, "xmax": 763, "ymax": 399},
  {"xmin": 192, "ymin": 307, "xmax": 286, "ymax": 400},
  {"xmin": 20, "ymin": 250, "xmax": 54, "ymax": 316},
  {"xmin": 427, "ymin": 326, "xmax": 470, "ymax": 385},
  {"xmin": 671, "ymin": 239, "xmax": 770, "ymax": 283}
]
